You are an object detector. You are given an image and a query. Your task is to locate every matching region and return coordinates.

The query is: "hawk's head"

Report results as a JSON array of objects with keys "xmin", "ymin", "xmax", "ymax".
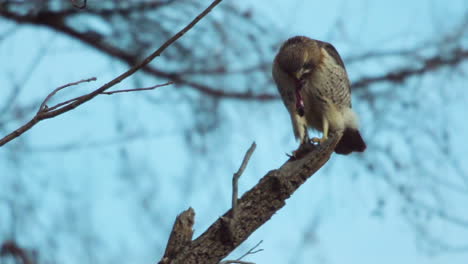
[{"xmin": 275, "ymin": 36, "xmax": 322, "ymax": 81}]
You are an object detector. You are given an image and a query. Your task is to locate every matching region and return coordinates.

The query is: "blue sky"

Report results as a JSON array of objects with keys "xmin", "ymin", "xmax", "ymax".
[{"xmin": 1, "ymin": 0, "xmax": 468, "ymax": 263}]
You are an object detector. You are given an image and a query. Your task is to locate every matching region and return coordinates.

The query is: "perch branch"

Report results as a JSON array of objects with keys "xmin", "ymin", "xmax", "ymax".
[{"xmin": 161, "ymin": 132, "xmax": 342, "ymax": 264}]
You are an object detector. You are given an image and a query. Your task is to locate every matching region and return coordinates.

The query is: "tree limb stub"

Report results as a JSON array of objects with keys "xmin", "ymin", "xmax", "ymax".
[
  {"xmin": 160, "ymin": 208, "xmax": 195, "ymax": 264},
  {"xmin": 163, "ymin": 132, "xmax": 342, "ymax": 264}
]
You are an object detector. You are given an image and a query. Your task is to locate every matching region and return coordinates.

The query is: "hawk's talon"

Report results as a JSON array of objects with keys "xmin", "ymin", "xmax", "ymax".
[
  {"xmin": 290, "ymin": 142, "xmax": 316, "ymax": 160},
  {"xmin": 311, "ymin": 137, "xmax": 327, "ymax": 144}
]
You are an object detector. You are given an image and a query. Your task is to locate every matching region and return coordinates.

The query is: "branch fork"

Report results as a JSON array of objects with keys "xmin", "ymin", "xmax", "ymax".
[{"xmin": 159, "ymin": 132, "xmax": 343, "ymax": 264}]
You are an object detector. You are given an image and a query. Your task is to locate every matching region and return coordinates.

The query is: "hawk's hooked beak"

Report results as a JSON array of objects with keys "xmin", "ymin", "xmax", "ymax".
[
  {"xmin": 294, "ymin": 71, "xmax": 302, "ymax": 80},
  {"xmin": 294, "ymin": 67, "xmax": 311, "ymax": 81}
]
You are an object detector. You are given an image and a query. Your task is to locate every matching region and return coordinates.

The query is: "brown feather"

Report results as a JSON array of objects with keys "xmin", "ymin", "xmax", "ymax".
[{"xmin": 334, "ymin": 128, "xmax": 366, "ymax": 154}]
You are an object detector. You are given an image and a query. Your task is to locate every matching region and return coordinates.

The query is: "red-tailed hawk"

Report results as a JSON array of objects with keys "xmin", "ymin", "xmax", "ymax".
[{"xmin": 273, "ymin": 36, "xmax": 366, "ymax": 154}]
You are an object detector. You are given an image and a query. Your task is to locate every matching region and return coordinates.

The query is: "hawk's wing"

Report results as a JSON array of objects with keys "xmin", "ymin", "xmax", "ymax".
[
  {"xmin": 316, "ymin": 40, "xmax": 346, "ymax": 68},
  {"xmin": 272, "ymin": 56, "xmax": 296, "ymax": 110},
  {"xmin": 315, "ymin": 40, "xmax": 352, "ymax": 107}
]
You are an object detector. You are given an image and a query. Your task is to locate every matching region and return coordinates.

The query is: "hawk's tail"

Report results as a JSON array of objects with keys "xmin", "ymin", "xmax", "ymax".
[{"xmin": 334, "ymin": 128, "xmax": 366, "ymax": 155}]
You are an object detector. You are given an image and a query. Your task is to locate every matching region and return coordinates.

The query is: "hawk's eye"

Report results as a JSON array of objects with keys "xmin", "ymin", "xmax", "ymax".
[{"xmin": 303, "ymin": 62, "xmax": 314, "ymax": 69}]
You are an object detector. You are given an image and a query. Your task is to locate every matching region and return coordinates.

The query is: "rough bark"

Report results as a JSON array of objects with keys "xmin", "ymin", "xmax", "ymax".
[
  {"xmin": 160, "ymin": 208, "xmax": 195, "ymax": 264},
  {"xmin": 160, "ymin": 132, "xmax": 342, "ymax": 264}
]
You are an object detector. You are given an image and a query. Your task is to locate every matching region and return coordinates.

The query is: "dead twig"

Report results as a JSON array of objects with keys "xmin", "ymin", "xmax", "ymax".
[
  {"xmin": 219, "ymin": 240, "xmax": 264, "ymax": 264},
  {"xmin": 43, "ymin": 81, "xmax": 172, "ymax": 112},
  {"xmin": 236, "ymin": 240, "xmax": 263, "ymax": 261},
  {"xmin": 221, "ymin": 142, "xmax": 256, "ymax": 244},
  {"xmin": 232, "ymin": 142, "xmax": 256, "ymax": 218},
  {"xmin": 37, "ymin": 77, "xmax": 96, "ymax": 113},
  {"xmin": 101, "ymin": 81, "xmax": 173, "ymax": 95}
]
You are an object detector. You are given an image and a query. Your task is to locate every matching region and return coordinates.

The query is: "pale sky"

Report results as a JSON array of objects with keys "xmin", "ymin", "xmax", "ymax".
[{"xmin": 1, "ymin": 0, "xmax": 467, "ymax": 264}]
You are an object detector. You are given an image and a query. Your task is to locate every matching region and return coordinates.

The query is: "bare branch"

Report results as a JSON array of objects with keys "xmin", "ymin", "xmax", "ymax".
[
  {"xmin": 0, "ymin": 0, "xmax": 225, "ymax": 147},
  {"xmin": 37, "ymin": 77, "xmax": 97, "ymax": 113},
  {"xmin": 0, "ymin": 5, "xmax": 275, "ymax": 101},
  {"xmin": 1, "ymin": 7, "xmax": 466, "ymax": 101},
  {"xmin": 221, "ymin": 142, "xmax": 257, "ymax": 245},
  {"xmin": 235, "ymin": 240, "xmax": 263, "ymax": 261},
  {"xmin": 101, "ymin": 81, "xmax": 173, "ymax": 95},
  {"xmin": 232, "ymin": 142, "xmax": 256, "ymax": 217},
  {"xmin": 44, "ymin": 80, "xmax": 170, "ymax": 111},
  {"xmin": 0, "ymin": 240, "xmax": 34, "ymax": 264},
  {"xmin": 353, "ymin": 47, "xmax": 468, "ymax": 90},
  {"xmin": 67, "ymin": 0, "xmax": 179, "ymax": 17},
  {"xmin": 71, "ymin": 0, "xmax": 87, "ymax": 9},
  {"xmin": 163, "ymin": 132, "xmax": 342, "ymax": 264},
  {"xmin": 46, "ymin": 95, "xmax": 85, "ymax": 112}
]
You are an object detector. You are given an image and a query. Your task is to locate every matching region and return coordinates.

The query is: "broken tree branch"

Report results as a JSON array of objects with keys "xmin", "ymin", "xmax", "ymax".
[
  {"xmin": 160, "ymin": 132, "xmax": 342, "ymax": 264},
  {"xmin": 159, "ymin": 208, "xmax": 195, "ymax": 264}
]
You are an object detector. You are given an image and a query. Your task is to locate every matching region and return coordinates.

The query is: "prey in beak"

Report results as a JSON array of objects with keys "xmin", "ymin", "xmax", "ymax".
[{"xmin": 292, "ymin": 68, "xmax": 311, "ymax": 117}]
